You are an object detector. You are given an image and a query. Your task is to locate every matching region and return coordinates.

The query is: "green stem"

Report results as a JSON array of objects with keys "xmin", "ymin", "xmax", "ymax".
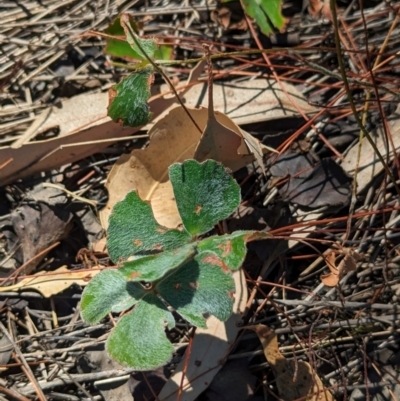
[{"xmin": 121, "ymin": 16, "xmax": 202, "ymax": 133}]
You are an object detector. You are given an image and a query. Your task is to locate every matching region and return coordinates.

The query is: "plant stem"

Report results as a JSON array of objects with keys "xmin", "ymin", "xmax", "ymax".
[{"xmin": 121, "ymin": 15, "xmax": 202, "ymax": 133}]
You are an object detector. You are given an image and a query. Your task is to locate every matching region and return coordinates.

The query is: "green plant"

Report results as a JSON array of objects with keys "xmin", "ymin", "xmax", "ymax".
[
  {"xmin": 101, "ymin": 11, "xmax": 286, "ymax": 130},
  {"xmin": 80, "ymin": 159, "xmax": 265, "ymax": 370},
  {"xmin": 223, "ymin": 0, "xmax": 286, "ymax": 36},
  {"xmin": 103, "ymin": 14, "xmax": 181, "ymax": 128}
]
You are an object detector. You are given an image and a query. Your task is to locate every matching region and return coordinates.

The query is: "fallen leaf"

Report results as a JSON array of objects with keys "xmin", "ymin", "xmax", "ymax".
[
  {"xmin": 161, "ymin": 78, "xmax": 318, "ymax": 126},
  {"xmin": 0, "ymin": 62, "xmax": 204, "ymax": 185},
  {"xmin": 241, "ymin": 129, "xmax": 276, "ymax": 174},
  {"xmin": 342, "ymin": 104, "xmax": 400, "ymax": 194},
  {"xmin": 100, "ymin": 78, "xmax": 313, "ymax": 229},
  {"xmin": 247, "ymin": 324, "xmax": 335, "ymax": 401},
  {"xmin": 158, "ymin": 269, "xmax": 248, "ymax": 401},
  {"xmin": 11, "ymin": 202, "xmax": 73, "ymax": 274},
  {"xmin": 193, "ymin": 108, "xmax": 253, "ymax": 170},
  {"xmin": 288, "ymin": 104, "xmax": 400, "ymax": 248},
  {"xmin": 270, "ymin": 155, "xmax": 352, "ymax": 209},
  {"xmin": 100, "ymin": 106, "xmax": 272, "ymax": 229},
  {"xmin": 211, "ymin": 7, "xmax": 247, "ymax": 31},
  {"xmin": 321, "ymin": 248, "xmax": 361, "ymax": 287},
  {"xmin": 0, "ymin": 266, "xmax": 100, "ymax": 298},
  {"xmin": 308, "ymin": 0, "xmax": 333, "ymax": 20}
]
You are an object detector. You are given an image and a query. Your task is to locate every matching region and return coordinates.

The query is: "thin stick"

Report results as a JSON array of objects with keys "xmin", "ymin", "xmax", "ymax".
[
  {"xmin": 0, "ymin": 322, "xmax": 47, "ymax": 401},
  {"xmin": 177, "ymin": 328, "xmax": 195, "ymax": 401},
  {"xmin": 330, "ymin": 0, "xmax": 400, "ymax": 197},
  {"xmin": 0, "ymin": 385, "xmax": 31, "ymax": 401}
]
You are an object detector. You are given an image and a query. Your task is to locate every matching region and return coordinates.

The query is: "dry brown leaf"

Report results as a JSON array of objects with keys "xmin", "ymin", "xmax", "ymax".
[
  {"xmin": 247, "ymin": 324, "xmax": 335, "ymax": 401},
  {"xmin": 241, "ymin": 129, "xmax": 276, "ymax": 174},
  {"xmin": 158, "ymin": 269, "xmax": 248, "ymax": 401},
  {"xmin": 193, "ymin": 106, "xmax": 254, "ymax": 171},
  {"xmin": 1, "ymin": 73, "xmax": 315, "ymax": 185},
  {"xmin": 308, "ymin": 0, "xmax": 332, "ymax": 20},
  {"xmin": 165, "ymin": 78, "xmax": 318, "ymax": 126},
  {"xmin": 0, "ymin": 266, "xmax": 100, "ymax": 297},
  {"xmin": 211, "ymin": 7, "xmax": 248, "ymax": 31},
  {"xmin": 102, "ymin": 78, "xmax": 315, "ymax": 229},
  {"xmin": 320, "ymin": 248, "xmax": 361, "ymax": 287},
  {"xmin": 0, "ymin": 63, "xmax": 204, "ymax": 185},
  {"xmin": 11, "ymin": 202, "xmax": 73, "ymax": 274},
  {"xmin": 100, "ymin": 106, "xmax": 270, "ymax": 229},
  {"xmin": 342, "ymin": 104, "xmax": 400, "ymax": 194},
  {"xmin": 289, "ymin": 104, "xmax": 400, "ymax": 249}
]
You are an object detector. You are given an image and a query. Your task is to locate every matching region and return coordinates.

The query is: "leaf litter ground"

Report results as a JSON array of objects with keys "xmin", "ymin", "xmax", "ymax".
[{"xmin": 1, "ymin": 1, "xmax": 400, "ymax": 400}]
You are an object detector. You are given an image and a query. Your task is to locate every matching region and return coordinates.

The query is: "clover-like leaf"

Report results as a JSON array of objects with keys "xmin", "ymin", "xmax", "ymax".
[
  {"xmin": 104, "ymin": 15, "xmax": 172, "ymax": 62},
  {"xmin": 80, "ymin": 159, "xmax": 260, "ymax": 370},
  {"xmin": 120, "ymin": 243, "xmax": 197, "ymax": 282},
  {"xmin": 156, "ymin": 251, "xmax": 235, "ymax": 328},
  {"xmin": 107, "ymin": 294, "xmax": 175, "ymax": 370},
  {"xmin": 169, "ymin": 160, "xmax": 240, "ymax": 236},
  {"xmin": 104, "ymin": 17, "xmax": 142, "ymax": 60},
  {"xmin": 120, "ymin": 14, "xmax": 157, "ymax": 60},
  {"xmin": 81, "ymin": 270, "xmax": 145, "ymax": 324},
  {"xmin": 107, "ymin": 191, "xmax": 192, "ymax": 263},
  {"xmin": 241, "ymin": 0, "xmax": 286, "ymax": 36},
  {"xmin": 108, "ymin": 66, "xmax": 154, "ymax": 127},
  {"xmin": 198, "ymin": 231, "xmax": 253, "ymax": 271}
]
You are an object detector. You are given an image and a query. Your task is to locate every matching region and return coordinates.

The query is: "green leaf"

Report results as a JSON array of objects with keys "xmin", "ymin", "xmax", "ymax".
[
  {"xmin": 107, "ymin": 294, "xmax": 174, "ymax": 370},
  {"xmin": 108, "ymin": 66, "xmax": 154, "ymax": 127},
  {"xmin": 242, "ymin": 0, "xmax": 285, "ymax": 36},
  {"xmin": 169, "ymin": 160, "xmax": 240, "ymax": 236},
  {"xmin": 120, "ymin": 14, "xmax": 157, "ymax": 60},
  {"xmin": 104, "ymin": 17, "xmax": 142, "ymax": 60},
  {"xmin": 107, "ymin": 191, "xmax": 192, "ymax": 263},
  {"xmin": 120, "ymin": 243, "xmax": 197, "ymax": 282},
  {"xmin": 81, "ymin": 270, "xmax": 145, "ymax": 324},
  {"xmin": 198, "ymin": 231, "xmax": 253, "ymax": 271},
  {"xmin": 155, "ymin": 45, "xmax": 173, "ymax": 61},
  {"xmin": 157, "ymin": 251, "xmax": 235, "ymax": 328}
]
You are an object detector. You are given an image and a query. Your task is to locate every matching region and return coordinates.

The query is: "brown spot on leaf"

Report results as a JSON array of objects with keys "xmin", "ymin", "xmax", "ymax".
[
  {"xmin": 156, "ymin": 227, "xmax": 167, "ymax": 234},
  {"xmin": 108, "ymin": 87, "xmax": 117, "ymax": 104},
  {"xmin": 133, "ymin": 239, "xmax": 143, "ymax": 247},
  {"xmin": 195, "ymin": 205, "xmax": 202, "ymax": 215},
  {"xmin": 217, "ymin": 240, "xmax": 232, "ymax": 257},
  {"xmin": 227, "ymin": 290, "xmax": 235, "ymax": 300},
  {"xmin": 174, "ymin": 283, "xmax": 181, "ymax": 290},
  {"xmin": 202, "ymin": 254, "xmax": 230, "ymax": 272},
  {"xmin": 189, "ymin": 281, "xmax": 198, "ymax": 289},
  {"xmin": 152, "ymin": 244, "xmax": 163, "ymax": 251},
  {"xmin": 129, "ymin": 272, "xmax": 141, "ymax": 280}
]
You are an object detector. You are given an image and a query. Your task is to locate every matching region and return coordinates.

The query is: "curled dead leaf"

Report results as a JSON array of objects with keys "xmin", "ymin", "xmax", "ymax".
[
  {"xmin": 246, "ymin": 324, "xmax": 335, "ymax": 401},
  {"xmin": 308, "ymin": 0, "xmax": 333, "ymax": 20},
  {"xmin": 321, "ymin": 248, "xmax": 362, "ymax": 287}
]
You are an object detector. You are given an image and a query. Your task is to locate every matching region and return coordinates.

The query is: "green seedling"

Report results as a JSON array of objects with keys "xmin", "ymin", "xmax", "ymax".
[
  {"xmin": 80, "ymin": 159, "xmax": 266, "ymax": 370},
  {"xmin": 104, "ymin": 14, "xmax": 172, "ymax": 127}
]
